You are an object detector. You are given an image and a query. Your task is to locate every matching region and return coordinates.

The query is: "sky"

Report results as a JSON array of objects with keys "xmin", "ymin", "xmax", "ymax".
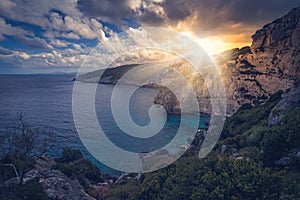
[{"xmin": 0, "ymin": 0, "xmax": 299, "ymax": 74}]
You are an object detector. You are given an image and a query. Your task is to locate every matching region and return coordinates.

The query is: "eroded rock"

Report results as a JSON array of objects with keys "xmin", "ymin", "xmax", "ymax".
[
  {"xmin": 23, "ymin": 156, "xmax": 95, "ymax": 200},
  {"xmin": 268, "ymin": 84, "xmax": 300, "ymax": 125}
]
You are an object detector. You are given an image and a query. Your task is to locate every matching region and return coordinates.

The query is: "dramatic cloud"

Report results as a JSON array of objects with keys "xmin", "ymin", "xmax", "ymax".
[
  {"xmin": 76, "ymin": 0, "xmax": 300, "ymax": 36},
  {"xmin": 75, "ymin": 0, "xmax": 300, "ymax": 53},
  {"xmin": 16, "ymin": 36, "xmax": 53, "ymax": 50},
  {"xmin": 77, "ymin": 0, "xmax": 141, "ymax": 24},
  {"xmin": 43, "ymin": 31, "xmax": 81, "ymax": 40},
  {"xmin": 0, "ymin": 0, "xmax": 108, "ymax": 41},
  {"xmin": 139, "ymin": 0, "xmax": 300, "ymax": 38},
  {"xmin": 0, "ymin": 17, "xmax": 52, "ymax": 50},
  {"xmin": 0, "ymin": 17, "xmax": 31, "ymax": 38},
  {"xmin": 0, "ymin": 46, "xmax": 12, "ymax": 55},
  {"xmin": 0, "ymin": 0, "xmax": 79, "ymax": 27},
  {"xmin": 0, "ymin": 0, "xmax": 111, "ymax": 73},
  {"xmin": 0, "ymin": 48, "xmax": 88, "ymax": 69},
  {"xmin": 139, "ymin": 0, "xmax": 166, "ymax": 26},
  {"xmin": 0, "ymin": 0, "xmax": 299, "ymax": 73},
  {"xmin": 49, "ymin": 39, "xmax": 69, "ymax": 47}
]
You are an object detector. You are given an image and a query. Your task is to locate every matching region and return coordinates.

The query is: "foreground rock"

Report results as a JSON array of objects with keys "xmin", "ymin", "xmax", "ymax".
[
  {"xmin": 23, "ymin": 156, "xmax": 95, "ymax": 200},
  {"xmin": 275, "ymin": 149, "xmax": 300, "ymax": 166}
]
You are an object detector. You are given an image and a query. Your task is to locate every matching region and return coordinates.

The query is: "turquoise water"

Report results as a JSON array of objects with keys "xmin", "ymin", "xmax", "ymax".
[{"xmin": 0, "ymin": 74, "xmax": 209, "ymax": 176}]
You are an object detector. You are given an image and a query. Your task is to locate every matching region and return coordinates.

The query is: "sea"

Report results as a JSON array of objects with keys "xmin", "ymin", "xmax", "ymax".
[{"xmin": 0, "ymin": 74, "xmax": 209, "ymax": 176}]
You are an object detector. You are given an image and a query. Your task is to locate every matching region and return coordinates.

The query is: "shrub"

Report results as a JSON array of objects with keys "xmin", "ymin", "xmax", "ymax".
[
  {"xmin": 0, "ymin": 179, "xmax": 52, "ymax": 200},
  {"xmin": 54, "ymin": 149, "xmax": 104, "ymax": 188},
  {"xmin": 57, "ymin": 148, "xmax": 83, "ymax": 163}
]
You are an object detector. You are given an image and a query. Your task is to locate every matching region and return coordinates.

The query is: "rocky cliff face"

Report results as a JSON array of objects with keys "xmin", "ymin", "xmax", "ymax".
[
  {"xmin": 268, "ymin": 83, "xmax": 300, "ymax": 125},
  {"xmin": 154, "ymin": 6, "xmax": 300, "ymax": 115}
]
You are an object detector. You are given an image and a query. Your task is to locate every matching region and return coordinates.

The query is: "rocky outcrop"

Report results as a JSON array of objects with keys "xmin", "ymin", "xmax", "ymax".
[
  {"xmin": 231, "ymin": 6, "xmax": 300, "ymax": 81},
  {"xmin": 23, "ymin": 156, "xmax": 95, "ymax": 200},
  {"xmin": 268, "ymin": 84, "xmax": 300, "ymax": 125},
  {"xmin": 154, "ymin": 6, "xmax": 300, "ymax": 115},
  {"xmin": 275, "ymin": 149, "xmax": 300, "ymax": 166},
  {"xmin": 248, "ymin": 6, "xmax": 300, "ymax": 82}
]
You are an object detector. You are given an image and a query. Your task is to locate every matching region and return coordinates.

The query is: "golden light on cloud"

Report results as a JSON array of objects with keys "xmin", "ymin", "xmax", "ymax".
[
  {"xmin": 168, "ymin": 14, "xmax": 255, "ymax": 56},
  {"xmin": 180, "ymin": 31, "xmax": 251, "ymax": 55}
]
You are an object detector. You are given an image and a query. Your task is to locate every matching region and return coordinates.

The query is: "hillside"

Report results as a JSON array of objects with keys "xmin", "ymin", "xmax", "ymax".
[{"xmin": 100, "ymin": 85, "xmax": 300, "ymax": 199}]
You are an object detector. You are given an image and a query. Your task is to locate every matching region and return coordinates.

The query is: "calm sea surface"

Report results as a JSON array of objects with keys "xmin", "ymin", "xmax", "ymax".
[{"xmin": 0, "ymin": 74, "xmax": 209, "ymax": 176}]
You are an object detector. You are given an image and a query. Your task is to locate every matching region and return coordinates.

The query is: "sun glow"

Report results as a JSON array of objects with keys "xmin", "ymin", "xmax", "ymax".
[{"xmin": 180, "ymin": 31, "xmax": 250, "ymax": 56}]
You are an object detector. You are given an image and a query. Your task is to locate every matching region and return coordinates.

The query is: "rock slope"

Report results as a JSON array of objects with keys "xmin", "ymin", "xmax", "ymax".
[
  {"xmin": 23, "ymin": 156, "xmax": 95, "ymax": 200},
  {"xmin": 268, "ymin": 83, "xmax": 300, "ymax": 125}
]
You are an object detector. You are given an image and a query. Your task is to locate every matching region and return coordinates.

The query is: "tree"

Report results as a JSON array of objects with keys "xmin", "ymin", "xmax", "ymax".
[{"xmin": 0, "ymin": 113, "xmax": 54, "ymax": 184}]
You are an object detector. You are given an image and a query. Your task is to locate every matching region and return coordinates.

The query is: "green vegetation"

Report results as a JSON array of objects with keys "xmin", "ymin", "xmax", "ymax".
[
  {"xmin": 222, "ymin": 105, "xmax": 300, "ymax": 166},
  {"xmin": 105, "ymin": 91, "xmax": 300, "ymax": 199},
  {"xmin": 261, "ymin": 108, "xmax": 300, "ymax": 165},
  {"xmin": 0, "ymin": 179, "xmax": 52, "ymax": 200},
  {"xmin": 0, "ymin": 92, "xmax": 299, "ymax": 199},
  {"xmin": 0, "ymin": 148, "xmax": 109, "ymax": 200},
  {"xmin": 0, "ymin": 114, "xmax": 53, "ymax": 185},
  {"xmin": 54, "ymin": 149, "xmax": 106, "ymax": 189},
  {"xmin": 0, "ymin": 114, "xmax": 54, "ymax": 200},
  {"xmin": 221, "ymin": 91, "xmax": 282, "ymax": 138},
  {"xmin": 0, "ymin": 163, "xmax": 50, "ymax": 200},
  {"xmin": 106, "ymin": 153, "xmax": 286, "ymax": 200}
]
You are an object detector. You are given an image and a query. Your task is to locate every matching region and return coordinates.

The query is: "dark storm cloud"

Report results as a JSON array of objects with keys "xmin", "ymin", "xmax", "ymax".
[
  {"xmin": 77, "ymin": 0, "xmax": 140, "ymax": 23},
  {"xmin": 155, "ymin": 0, "xmax": 299, "ymax": 37},
  {"xmin": 224, "ymin": 0, "xmax": 300, "ymax": 24},
  {"xmin": 138, "ymin": 0, "xmax": 192, "ymax": 26},
  {"xmin": 139, "ymin": 8, "xmax": 165, "ymax": 26},
  {"xmin": 162, "ymin": 0, "xmax": 192, "ymax": 22},
  {"xmin": 77, "ymin": 0, "xmax": 299, "ymax": 38},
  {"xmin": 166, "ymin": 0, "xmax": 300, "ymax": 25}
]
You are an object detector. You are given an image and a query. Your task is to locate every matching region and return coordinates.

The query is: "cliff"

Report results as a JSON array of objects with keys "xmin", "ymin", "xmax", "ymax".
[{"xmin": 155, "ymin": 6, "xmax": 300, "ymax": 115}]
